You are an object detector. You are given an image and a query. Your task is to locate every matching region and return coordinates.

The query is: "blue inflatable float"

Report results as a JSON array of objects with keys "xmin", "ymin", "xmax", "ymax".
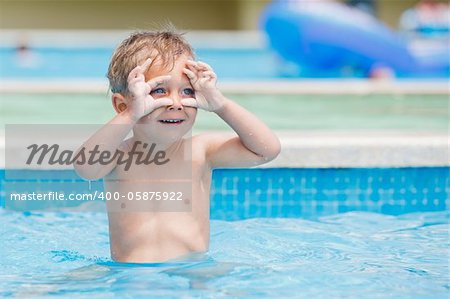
[{"xmin": 260, "ymin": 0, "xmax": 449, "ymax": 78}]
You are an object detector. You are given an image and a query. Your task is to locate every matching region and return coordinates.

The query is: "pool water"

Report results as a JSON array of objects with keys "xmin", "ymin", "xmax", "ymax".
[
  {"xmin": 0, "ymin": 47, "xmax": 282, "ymax": 80},
  {"xmin": 0, "ymin": 46, "xmax": 371, "ymax": 79},
  {"xmin": 1, "ymin": 45, "xmax": 448, "ymax": 79},
  {"xmin": 1, "ymin": 209, "xmax": 448, "ymax": 298}
]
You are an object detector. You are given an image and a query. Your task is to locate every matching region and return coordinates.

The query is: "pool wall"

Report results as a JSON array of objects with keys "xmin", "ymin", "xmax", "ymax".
[{"xmin": 1, "ymin": 167, "xmax": 448, "ymax": 220}]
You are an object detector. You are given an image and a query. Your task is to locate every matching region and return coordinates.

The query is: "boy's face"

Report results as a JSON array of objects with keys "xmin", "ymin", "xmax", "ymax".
[{"xmin": 134, "ymin": 54, "xmax": 197, "ymax": 140}]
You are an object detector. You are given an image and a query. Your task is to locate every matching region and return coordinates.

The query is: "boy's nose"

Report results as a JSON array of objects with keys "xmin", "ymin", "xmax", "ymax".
[{"xmin": 167, "ymin": 97, "xmax": 183, "ymax": 111}]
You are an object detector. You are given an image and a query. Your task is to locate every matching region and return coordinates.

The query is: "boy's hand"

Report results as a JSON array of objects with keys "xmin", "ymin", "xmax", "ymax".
[
  {"xmin": 182, "ymin": 60, "xmax": 227, "ymax": 112},
  {"xmin": 126, "ymin": 58, "xmax": 173, "ymax": 121}
]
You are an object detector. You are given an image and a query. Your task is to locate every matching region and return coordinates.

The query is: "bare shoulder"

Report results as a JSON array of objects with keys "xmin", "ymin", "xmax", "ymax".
[
  {"xmin": 191, "ymin": 132, "xmax": 249, "ymax": 168},
  {"xmin": 189, "ymin": 133, "xmax": 209, "ymax": 160},
  {"xmin": 191, "ymin": 131, "xmax": 278, "ymax": 168},
  {"xmin": 191, "ymin": 132, "xmax": 237, "ymax": 152}
]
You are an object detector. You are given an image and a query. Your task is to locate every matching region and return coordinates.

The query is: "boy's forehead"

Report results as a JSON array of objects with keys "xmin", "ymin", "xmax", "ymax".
[{"xmin": 144, "ymin": 56, "xmax": 191, "ymax": 81}]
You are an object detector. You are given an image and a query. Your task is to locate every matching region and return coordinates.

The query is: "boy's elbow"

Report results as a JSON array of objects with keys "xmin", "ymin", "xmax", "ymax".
[
  {"xmin": 77, "ymin": 172, "xmax": 103, "ymax": 182},
  {"xmin": 263, "ymin": 138, "xmax": 281, "ymax": 161},
  {"xmin": 73, "ymin": 164, "xmax": 104, "ymax": 181}
]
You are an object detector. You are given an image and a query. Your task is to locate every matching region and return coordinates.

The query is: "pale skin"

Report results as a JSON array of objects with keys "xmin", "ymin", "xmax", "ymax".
[{"xmin": 74, "ymin": 54, "xmax": 281, "ymax": 263}]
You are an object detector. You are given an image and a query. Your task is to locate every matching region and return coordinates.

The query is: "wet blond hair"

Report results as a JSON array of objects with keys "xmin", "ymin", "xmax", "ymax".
[{"xmin": 107, "ymin": 28, "xmax": 195, "ymax": 96}]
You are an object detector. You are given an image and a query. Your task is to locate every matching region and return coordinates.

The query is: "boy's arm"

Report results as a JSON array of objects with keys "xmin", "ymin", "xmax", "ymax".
[
  {"xmin": 182, "ymin": 61, "xmax": 281, "ymax": 168},
  {"xmin": 204, "ymin": 96, "xmax": 280, "ymax": 168},
  {"xmin": 74, "ymin": 58, "xmax": 173, "ymax": 180},
  {"xmin": 73, "ymin": 112, "xmax": 137, "ymax": 180}
]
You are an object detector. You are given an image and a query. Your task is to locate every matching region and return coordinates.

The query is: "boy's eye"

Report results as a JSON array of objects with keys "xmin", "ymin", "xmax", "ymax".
[
  {"xmin": 182, "ymin": 88, "xmax": 194, "ymax": 96},
  {"xmin": 151, "ymin": 88, "xmax": 166, "ymax": 95}
]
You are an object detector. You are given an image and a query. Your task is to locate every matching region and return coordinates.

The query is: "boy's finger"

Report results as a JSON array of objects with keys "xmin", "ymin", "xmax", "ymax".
[
  {"xmin": 201, "ymin": 71, "xmax": 216, "ymax": 78},
  {"xmin": 183, "ymin": 68, "xmax": 196, "ymax": 80},
  {"xmin": 127, "ymin": 58, "xmax": 153, "ymax": 81},
  {"xmin": 186, "ymin": 61, "xmax": 205, "ymax": 72},
  {"xmin": 197, "ymin": 61, "xmax": 213, "ymax": 71},
  {"xmin": 185, "ymin": 63, "xmax": 199, "ymax": 74},
  {"xmin": 199, "ymin": 77, "xmax": 211, "ymax": 85},
  {"xmin": 186, "ymin": 60, "xmax": 198, "ymax": 67},
  {"xmin": 140, "ymin": 58, "xmax": 153, "ymax": 72},
  {"xmin": 147, "ymin": 75, "xmax": 172, "ymax": 89},
  {"xmin": 152, "ymin": 97, "xmax": 173, "ymax": 109},
  {"xmin": 128, "ymin": 77, "xmax": 145, "ymax": 88},
  {"xmin": 127, "ymin": 66, "xmax": 142, "ymax": 81},
  {"xmin": 181, "ymin": 98, "xmax": 198, "ymax": 108}
]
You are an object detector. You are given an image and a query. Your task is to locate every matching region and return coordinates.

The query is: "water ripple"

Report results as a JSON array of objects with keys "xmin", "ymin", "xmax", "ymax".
[{"xmin": 1, "ymin": 209, "xmax": 448, "ymax": 298}]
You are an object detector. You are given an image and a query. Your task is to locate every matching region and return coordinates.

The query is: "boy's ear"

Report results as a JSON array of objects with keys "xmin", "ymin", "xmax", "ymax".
[{"xmin": 112, "ymin": 93, "xmax": 128, "ymax": 114}]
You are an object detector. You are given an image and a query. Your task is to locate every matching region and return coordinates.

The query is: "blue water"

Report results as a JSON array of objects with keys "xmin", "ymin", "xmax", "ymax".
[
  {"xmin": 0, "ymin": 209, "xmax": 448, "ymax": 298},
  {"xmin": 2, "ymin": 46, "xmax": 432, "ymax": 80},
  {"xmin": 0, "ymin": 47, "xmax": 285, "ymax": 80}
]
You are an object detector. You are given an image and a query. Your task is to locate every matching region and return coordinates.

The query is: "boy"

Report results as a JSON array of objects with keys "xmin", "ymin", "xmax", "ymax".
[{"xmin": 74, "ymin": 30, "xmax": 280, "ymax": 263}]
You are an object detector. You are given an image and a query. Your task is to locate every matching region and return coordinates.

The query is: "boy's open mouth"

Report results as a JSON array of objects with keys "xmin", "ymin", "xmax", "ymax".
[{"xmin": 158, "ymin": 119, "xmax": 185, "ymax": 125}]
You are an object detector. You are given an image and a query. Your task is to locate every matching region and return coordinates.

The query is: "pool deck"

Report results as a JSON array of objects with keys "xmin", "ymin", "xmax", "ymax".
[
  {"xmin": 0, "ymin": 130, "xmax": 448, "ymax": 169},
  {"xmin": 262, "ymin": 130, "xmax": 449, "ymax": 168}
]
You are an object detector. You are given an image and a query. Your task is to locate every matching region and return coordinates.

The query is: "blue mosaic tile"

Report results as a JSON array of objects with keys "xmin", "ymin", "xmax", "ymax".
[{"xmin": 1, "ymin": 167, "xmax": 449, "ymax": 220}]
